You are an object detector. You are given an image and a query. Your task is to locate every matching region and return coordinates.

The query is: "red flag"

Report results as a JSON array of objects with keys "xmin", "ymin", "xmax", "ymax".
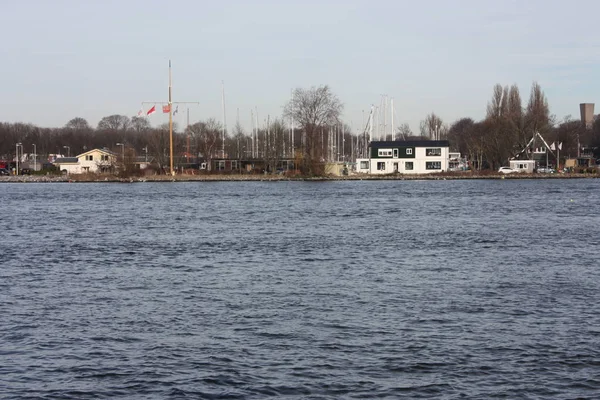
[
  {"xmin": 146, "ymin": 105, "xmax": 156, "ymax": 115},
  {"xmin": 162, "ymin": 105, "xmax": 171, "ymax": 113}
]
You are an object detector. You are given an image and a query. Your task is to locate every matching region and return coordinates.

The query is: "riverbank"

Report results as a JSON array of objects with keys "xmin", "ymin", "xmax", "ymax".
[{"xmin": 0, "ymin": 172, "xmax": 598, "ymax": 183}]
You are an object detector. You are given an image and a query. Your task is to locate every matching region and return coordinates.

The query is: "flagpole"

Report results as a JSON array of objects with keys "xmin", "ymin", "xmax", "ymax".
[{"xmin": 141, "ymin": 61, "xmax": 198, "ymax": 175}]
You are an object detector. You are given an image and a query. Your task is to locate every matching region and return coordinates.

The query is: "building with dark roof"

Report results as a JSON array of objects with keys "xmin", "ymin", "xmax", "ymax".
[{"xmin": 355, "ymin": 140, "xmax": 450, "ymax": 174}]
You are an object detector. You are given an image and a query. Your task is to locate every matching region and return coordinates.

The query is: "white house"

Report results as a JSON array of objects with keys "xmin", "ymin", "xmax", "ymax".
[
  {"xmin": 509, "ymin": 159, "xmax": 535, "ymax": 173},
  {"xmin": 54, "ymin": 148, "xmax": 117, "ymax": 174},
  {"xmin": 355, "ymin": 140, "xmax": 450, "ymax": 174}
]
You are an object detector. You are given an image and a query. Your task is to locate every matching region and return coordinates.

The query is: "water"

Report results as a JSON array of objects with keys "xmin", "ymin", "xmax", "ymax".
[{"xmin": 1, "ymin": 179, "xmax": 600, "ymax": 399}]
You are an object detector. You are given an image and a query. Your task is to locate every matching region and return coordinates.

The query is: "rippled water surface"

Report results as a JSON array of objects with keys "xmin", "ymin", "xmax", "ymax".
[{"xmin": 1, "ymin": 179, "xmax": 600, "ymax": 399}]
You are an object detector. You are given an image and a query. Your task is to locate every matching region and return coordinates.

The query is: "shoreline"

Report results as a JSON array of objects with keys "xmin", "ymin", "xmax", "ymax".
[{"xmin": 1, "ymin": 173, "xmax": 598, "ymax": 183}]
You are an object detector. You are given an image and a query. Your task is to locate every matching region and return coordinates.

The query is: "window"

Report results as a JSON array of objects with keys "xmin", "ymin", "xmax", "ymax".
[
  {"xmin": 85, "ymin": 155, "xmax": 94, "ymax": 161},
  {"xmin": 216, "ymin": 161, "xmax": 225, "ymax": 171},
  {"xmin": 426, "ymin": 161, "xmax": 442, "ymax": 170},
  {"xmin": 360, "ymin": 161, "xmax": 368, "ymax": 169},
  {"xmin": 82, "ymin": 167, "xmax": 90, "ymax": 173},
  {"xmin": 378, "ymin": 149, "xmax": 392, "ymax": 157},
  {"xmin": 377, "ymin": 162, "xmax": 386, "ymax": 171},
  {"xmin": 101, "ymin": 155, "xmax": 109, "ymax": 161},
  {"xmin": 393, "ymin": 149, "xmax": 399, "ymax": 158},
  {"xmin": 406, "ymin": 148, "xmax": 413, "ymax": 155},
  {"xmin": 426, "ymin": 148, "xmax": 441, "ymax": 156},
  {"xmin": 405, "ymin": 162, "xmax": 414, "ymax": 171}
]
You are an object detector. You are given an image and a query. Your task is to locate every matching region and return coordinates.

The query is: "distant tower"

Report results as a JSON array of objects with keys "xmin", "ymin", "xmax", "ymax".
[{"xmin": 580, "ymin": 103, "xmax": 594, "ymax": 129}]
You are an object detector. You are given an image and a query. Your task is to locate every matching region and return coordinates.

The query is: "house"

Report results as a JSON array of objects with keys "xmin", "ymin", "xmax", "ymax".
[
  {"xmin": 54, "ymin": 148, "xmax": 117, "ymax": 174},
  {"xmin": 355, "ymin": 140, "xmax": 450, "ymax": 174}
]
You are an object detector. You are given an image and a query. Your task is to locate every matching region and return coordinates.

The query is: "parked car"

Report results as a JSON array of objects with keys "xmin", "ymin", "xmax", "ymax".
[
  {"xmin": 498, "ymin": 166, "xmax": 517, "ymax": 174},
  {"xmin": 0, "ymin": 168, "xmax": 10, "ymax": 176},
  {"xmin": 20, "ymin": 168, "xmax": 32, "ymax": 175},
  {"xmin": 537, "ymin": 167, "xmax": 555, "ymax": 174}
]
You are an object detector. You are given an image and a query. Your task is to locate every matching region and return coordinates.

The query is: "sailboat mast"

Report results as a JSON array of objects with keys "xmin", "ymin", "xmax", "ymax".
[
  {"xmin": 250, "ymin": 109, "xmax": 254, "ymax": 158},
  {"xmin": 221, "ymin": 81, "xmax": 226, "ymax": 158},
  {"xmin": 291, "ymin": 89, "xmax": 294, "ymax": 158},
  {"xmin": 169, "ymin": 60, "xmax": 174, "ymax": 176},
  {"xmin": 186, "ymin": 107, "xmax": 190, "ymax": 162},
  {"xmin": 255, "ymin": 107, "xmax": 259, "ymax": 158},
  {"xmin": 369, "ymin": 105, "xmax": 374, "ymax": 143},
  {"xmin": 383, "ymin": 95, "xmax": 387, "ymax": 140},
  {"xmin": 391, "ymin": 97, "xmax": 395, "ymax": 141}
]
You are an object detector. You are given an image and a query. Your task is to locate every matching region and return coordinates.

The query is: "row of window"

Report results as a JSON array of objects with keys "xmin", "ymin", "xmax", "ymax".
[
  {"xmin": 84, "ymin": 155, "xmax": 110, "ymax": 161},
  {"xmin": 375, "ymin": 162, "xmax": 415, "ymax": 171},
  {"xmin": 215, "ymin": 160, "xmax": 241, "ymax": 171},
  {"xmin": 377, "ymin": 148, "xmax": 441, "ymax": 157},
  {"xmin": 378, "ymin": 148, "xmax": 413, "ymax": 157},
  {"xmin": 369, "ymin": 161, "xmax": 441, "ymax": 171}
]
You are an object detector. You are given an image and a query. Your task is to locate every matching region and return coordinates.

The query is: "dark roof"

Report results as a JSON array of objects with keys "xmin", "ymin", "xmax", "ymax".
[
  {"xmin": 370, "ymin": 140, "xmax": 450, "ymax": 148},
  {"xmin": 54, "ymin": 157, "xmax": 78, "ymax": 163}
]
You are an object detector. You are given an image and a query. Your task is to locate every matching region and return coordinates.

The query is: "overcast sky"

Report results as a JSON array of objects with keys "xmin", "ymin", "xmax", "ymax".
[{"xmin": 2, "ymin": 0, "xmax": 599, "ymax": 134}]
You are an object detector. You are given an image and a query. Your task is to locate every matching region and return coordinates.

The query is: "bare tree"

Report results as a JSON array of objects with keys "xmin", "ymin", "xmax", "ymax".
[
  {"xmin": 525, "ymin": 82, "xmax": 551, "ymax": 137},
  {"xmin": 131, "ymin": 117, "xmax": 151, "ymax": 133},
  {"xmin": 264, "ymin": 118, "xmax": 286, "ymax": 173},
  {"xmin": 396, "ymin": 123, "xmax": 413, "ymax": 140},
  {"xmin": 97, "ymin": 115, "xmax": 131, "ymax": 131},
  {"xmin": 146, "ymin": 125, "xmax": 170, "ymax": 174},
  {"xmin": 65, "ymin": 117, "xmax": 91, "ymax": 131},
  {"xmin": 228, "ymin": 119, "xmax": 245, "ymax": 160},
  {"xmin": 555, "ymin": 116, "xmax": 586, "ymax": 158},
  {"xmin": 284, "ymin": 85, "xmax": 343, "ymax": 175},
  {"xmin": 507, "ymin": 84, "xmax": 525, "ymax": 150},
  {"xmin": 486, "ymin": 84, "xmax": 509, "ymax": 121},
  {"xmin": 420, "ymin": 112, "xmax": 444, "ymax": 140},
  {"xmin": 448, "ymin": 118, "xmax": 475, "ymax": 156},
  {"xmin": 483, "ymin": 84, "xmax": 517, "ymax": 169},
  {"xmin": 188, "ymin": 119, "xmax": 221, "ymax": 171}
]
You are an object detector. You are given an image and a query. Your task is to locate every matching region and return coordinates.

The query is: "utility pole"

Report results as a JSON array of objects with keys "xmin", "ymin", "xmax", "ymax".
[{"xmin": 141, "ymin": 60, "xmax": 199, "ymax": 176}]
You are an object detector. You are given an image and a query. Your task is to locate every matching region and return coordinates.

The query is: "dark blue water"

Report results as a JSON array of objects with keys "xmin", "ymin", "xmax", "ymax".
[{"xmin": 1, "ymin": 180, "xmax": 600, "ymax": 399}]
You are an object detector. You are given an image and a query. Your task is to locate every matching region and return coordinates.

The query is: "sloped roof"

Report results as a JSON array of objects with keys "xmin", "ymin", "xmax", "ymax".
[
  {"xmin": 76, "ymin": 148, "xmax": 116, "ymax": 158},
  {"xmin": 54, "ymin": 157, "xmax": 79, "ymax": 164},
  {"xmin": 370, "ymin": 140, "xmax": 450, "ymax": 148}
]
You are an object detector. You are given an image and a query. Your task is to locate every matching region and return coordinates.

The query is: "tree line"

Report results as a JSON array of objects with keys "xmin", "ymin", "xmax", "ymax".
[
  {"xmin": 445, "ymin": 83, "xmax": 600, "ymax": 170},
  {"xmin": 1, "ymin": 82, "xmax": 598, "ymax": 175}
]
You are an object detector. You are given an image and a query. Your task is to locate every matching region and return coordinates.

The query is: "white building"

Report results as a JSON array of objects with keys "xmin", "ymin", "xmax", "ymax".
[
  {"xmin": 54, "ymin": 148, "xmax": 117, "ymax": 174},
  {"xmin": 509, "ymin": 159, "xmax": 535, "ymax": 173},
  {"xmin": 355, "ymin": 140, "xmax": 451, "ymax": 174}
]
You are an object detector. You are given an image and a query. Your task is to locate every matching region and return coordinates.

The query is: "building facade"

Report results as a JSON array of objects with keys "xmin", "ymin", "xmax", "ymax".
[
  {"xmin": 355, "ymin": 140, "xmax": 450, "ymax": 174},
  {"xmin": 54, "ymin": 148, "xmax": 117, "ymax": 174}
]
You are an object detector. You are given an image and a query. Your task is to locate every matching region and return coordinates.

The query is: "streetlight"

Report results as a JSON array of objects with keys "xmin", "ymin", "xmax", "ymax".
[
  {"xmin": 116, "ymin": 143, "xmax": 125, "ymax": 170},
  {"xmin": 63, "ymin": 146, "xmax": 70, "ymax": 157},
  {"xmin": 33, "ymin": 144, "xmax": 37, "ymax": 172},
  {"xmin": 16, "ymin": 142, "xmax": 22, "ymax": 175}
]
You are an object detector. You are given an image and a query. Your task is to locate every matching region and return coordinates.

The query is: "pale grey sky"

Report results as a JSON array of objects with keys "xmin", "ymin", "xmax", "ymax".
[{"xmin": 2, "ymin": 0, "xmax": 599, "ymax": 134}]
